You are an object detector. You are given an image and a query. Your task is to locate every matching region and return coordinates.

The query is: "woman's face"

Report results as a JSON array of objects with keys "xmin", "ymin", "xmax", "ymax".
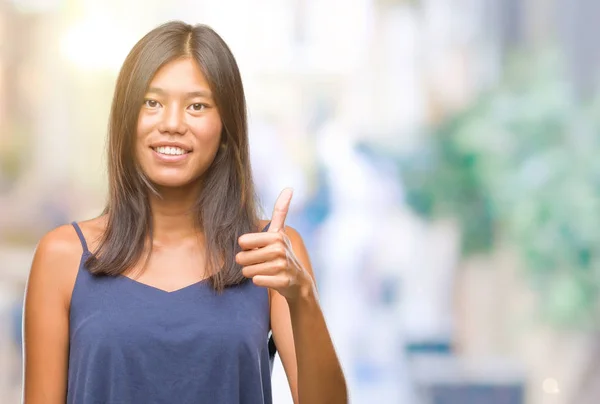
[{"xmin": 136, "ymin": 57, "xmax": 223, "ymax": 189}]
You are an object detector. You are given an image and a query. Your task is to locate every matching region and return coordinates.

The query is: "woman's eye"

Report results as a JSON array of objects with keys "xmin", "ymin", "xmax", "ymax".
[
  {"xmin": 189, "ymin": 103, "xmax": 206, "ymax": 112},
  {"xmin": 144, "ymin": 99, "xmax": 159, "ymax": 108}
]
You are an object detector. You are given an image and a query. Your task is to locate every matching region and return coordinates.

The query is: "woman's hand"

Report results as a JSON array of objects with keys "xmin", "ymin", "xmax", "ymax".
[{"xmin": 236, "ymin": 188, "xmax": 315, "ymax": 302}]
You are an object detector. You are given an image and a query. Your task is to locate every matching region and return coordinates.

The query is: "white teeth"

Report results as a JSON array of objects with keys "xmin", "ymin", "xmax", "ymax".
[{"xmin": 155, "ymin": 146, "xmax": 186, "ymax": 155}]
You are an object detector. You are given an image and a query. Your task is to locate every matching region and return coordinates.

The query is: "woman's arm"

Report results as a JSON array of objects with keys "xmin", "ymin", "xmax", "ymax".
[
  {"xmin": 270, "ymin": 226, "xmax": 348, "ymax": 404},
  {"xmin": 237, "ymin": 189, "xmax": 348, "ymax": 403},
  {"xmin": 23, "ymin": 226, "xmax": 79, "ymax": 403}
]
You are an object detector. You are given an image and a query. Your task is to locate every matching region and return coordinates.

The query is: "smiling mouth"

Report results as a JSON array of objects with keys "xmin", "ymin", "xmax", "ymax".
[{"xmin": 152, "ymin": 146, "xmax": 191, "ymax": 156}]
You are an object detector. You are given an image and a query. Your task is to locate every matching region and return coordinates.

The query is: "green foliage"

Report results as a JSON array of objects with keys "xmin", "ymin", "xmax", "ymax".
[{"xmin": 400, "ymin": 52, "xmax": 600, "ymax": 329}]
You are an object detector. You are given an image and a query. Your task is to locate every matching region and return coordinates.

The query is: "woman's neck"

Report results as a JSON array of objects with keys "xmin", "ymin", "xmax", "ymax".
[{"xmin": 148, "ymin": 184, "xmax": 202, "ymax": 245}]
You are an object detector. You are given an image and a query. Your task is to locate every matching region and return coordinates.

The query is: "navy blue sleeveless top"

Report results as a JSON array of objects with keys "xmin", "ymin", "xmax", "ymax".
[{"xmin": 67, "ymin": 222, "xmax": 273, "ymax": 404}]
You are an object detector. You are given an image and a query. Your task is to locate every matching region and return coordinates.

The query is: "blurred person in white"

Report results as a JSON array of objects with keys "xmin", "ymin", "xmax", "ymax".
[
  {"xmin": 247, "ymin": 118, "xmax": 315, "ymax": 259},
  {"xmin": 249, "ymin": 118, "xmax": 309, "ymax": 220},
  {"xmin": 313, "ymin": 107, "xmax": 460, "ymax": 402},
  {"xmin": 249, "ymin": 101, "xmax": 332, "ymax": 281},
  {"xmin": 313, "ymin": 116, "xmax": 401, "ymax": 401},
  {"xmin": 22, "ymin": 21, "xmax": 347, "ymax": 404}
]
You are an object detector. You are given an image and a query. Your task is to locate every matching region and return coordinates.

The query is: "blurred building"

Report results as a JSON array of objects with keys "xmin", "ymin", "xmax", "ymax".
[{"xmin": 2, "ymin": 1, "xmax": 600, "ymax": 403}]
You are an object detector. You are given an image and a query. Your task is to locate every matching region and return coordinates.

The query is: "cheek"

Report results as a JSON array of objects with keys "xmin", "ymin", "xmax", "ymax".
[
  {"xmin": 192, "ymin": 117, "xmax": 223, "ymax": 149},
  {"xmin": 135, "ymin": 114, "xmax": 157, "ymax": 164},
  {"xmin": 137, "ymin": 113, "xmax": 155, "ymax": 140}
]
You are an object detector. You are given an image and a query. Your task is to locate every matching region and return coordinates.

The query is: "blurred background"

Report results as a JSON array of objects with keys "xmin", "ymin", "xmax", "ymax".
[{"xmin": 1, "ymin": 0, "xmax": 600, "ymax": 403}]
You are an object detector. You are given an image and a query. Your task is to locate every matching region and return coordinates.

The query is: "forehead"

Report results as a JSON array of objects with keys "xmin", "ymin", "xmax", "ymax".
[{"xmin": 149, "ymin": 57, "xmax": 210, "ymax": 91}]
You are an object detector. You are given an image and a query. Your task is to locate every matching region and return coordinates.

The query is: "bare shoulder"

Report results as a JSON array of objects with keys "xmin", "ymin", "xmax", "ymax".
[
  {"xmin": 76, "ymin": 215, "xmax": 107, "ymax": 252},
  {"xmin": 283, "ymin": 225, "xmax": 302, "ymax": 241},
  {"xmin": 23, "ymin": 222, "xmax": 89, "ymax": 402},
  {"xmin": 27, "ymin": 222, "xmax": 91, "ymax": 308},
  {"xmin": 34, "ymin": 223, "xmax": 84, "ymax": 264}
]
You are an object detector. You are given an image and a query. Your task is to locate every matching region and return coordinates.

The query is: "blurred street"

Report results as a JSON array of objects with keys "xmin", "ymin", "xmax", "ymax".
[{"xmin": 2, "ymin": 0, "xmax": 600, "ymax": 403}]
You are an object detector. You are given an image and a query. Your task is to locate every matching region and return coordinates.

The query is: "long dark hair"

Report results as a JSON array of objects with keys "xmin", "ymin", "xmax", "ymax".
[{"xmin": 86, "ymin": 21, "xmax": 259, "ymax": 291}]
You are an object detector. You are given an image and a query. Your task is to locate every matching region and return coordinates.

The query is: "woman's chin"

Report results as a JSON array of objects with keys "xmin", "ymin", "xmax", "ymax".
[{"xmin": 147, "ymin": 174, "xmax": 200, "ymax": 191}]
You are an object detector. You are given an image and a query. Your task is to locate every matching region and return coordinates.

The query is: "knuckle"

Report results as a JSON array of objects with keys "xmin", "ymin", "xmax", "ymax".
[
  {"xmin": 276, "ymin": 258, "xmax": 288, "ymax": 270},
  {"xmin": 272, "ymin": 243, "xmax": 286, "ymax": 257}
]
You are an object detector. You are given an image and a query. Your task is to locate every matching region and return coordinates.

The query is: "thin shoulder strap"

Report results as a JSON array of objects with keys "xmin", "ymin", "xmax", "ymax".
[
  {"xmin": 71, "ymin": 221, "xmax": 89, "ymax": 254},
  {"xmin": 263, "ymin": 220, "xmax": 276, "ymax": 368}
]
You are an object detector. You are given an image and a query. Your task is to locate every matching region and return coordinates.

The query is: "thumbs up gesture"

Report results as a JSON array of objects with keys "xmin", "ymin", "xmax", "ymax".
[{"xmin": 236, "ymin": 188, "xmax": 314, "ymax": 301}]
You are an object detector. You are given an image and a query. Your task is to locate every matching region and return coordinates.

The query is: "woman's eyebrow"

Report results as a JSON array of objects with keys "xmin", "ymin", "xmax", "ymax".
[{"xmin": 146, "ymin": 87, "xmax": 212, "ymax": 98}]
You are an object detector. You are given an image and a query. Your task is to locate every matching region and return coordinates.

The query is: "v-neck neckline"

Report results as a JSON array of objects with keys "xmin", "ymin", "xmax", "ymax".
[{"xmin": 117, "ymin": 275, "xmax": 211, "ymax": 295}]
